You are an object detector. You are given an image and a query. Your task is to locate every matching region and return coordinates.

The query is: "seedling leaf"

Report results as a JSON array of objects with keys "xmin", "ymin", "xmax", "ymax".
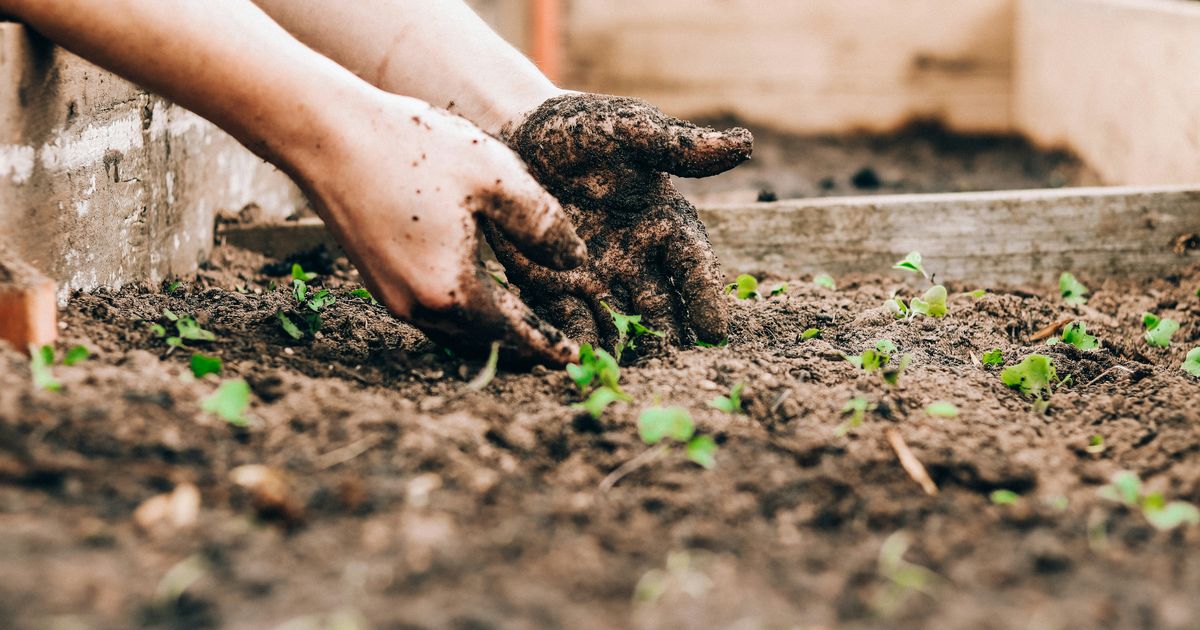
[
  {"xmin": 1144, "ymin": 501, "xmax": 1200, "ymax": 531},
  {"xmin": 1086, "ymin": 434, "xmax": 1106, "ymax": 454},
  {"xmin": 149, "ymin": 323, "xmax": 167, "ymax": 338},
  {"xmin": 175, "ymin": 316, "xmax": 216, "ymax": 342},
  {"xmin": 696, "ymin": 338, "xmax": 729, "ymax": 348},
  {"xmin": 686, "ymin": 436, "xmax": 717, "ymax": 469},
  {"xmin": 602, "ymin": 301, "xmax": 664, "ymax": 359},
  {"xmin": 202, "ymin": 379, "xmax": 251, "ymax": 427},
  {"xmin": 801, "ymin": 328, "xmax": 822, "ymax": 340},
  {"xmin": 731, "ymin": 274, "xmax": 760, "ymax": 300},
  {"xmin": 1098, "ymin": 470, "xmax": 1141, "ymax": 506},
  {"xmin": 1059, "ymin": 272, "xmax": 1089, "ymax": 305},
  {"xmin": 163, "ymin": 309, "xmax": 179, "ymax": 322},
  {"xmin": 29, "ymin": 344, "xmax": 61, "ymax": 392},
  {"xmin": 925, "ymin": 401, "xmax": 959, "ymax": 418},
  {"xmin": 990, "ymin": 490, "xmax": 1019, "ymax": 505},
  {"xmin": 277, "ymin": 312, "xmax": 304, "ymax": 340},
  {"xmin": 893, "ymin": 252, "xmax": 928, "ymax": 278},
  {"xmin": 349, "ymin": 288, "xmax": 379, "ymax": 305},
  {"xmin": 836, "ymin": 397, "xmax": 874, "ymax": 436},
  {"xmin": 638, "ymin": 406, "xmax": 695, "ymax": 445},
  {"xmin": 1142, "ymin": 313, "xmax": 1179, "ymax": 348},
  {"xmin": 189, "ymin": 353, "xmax": 222, "ymax": 378},
  {"xmin": 967, "ymin": 289, "xmax": 988, "ymax": 298},
  {"xmin": 885, "ymin": 298, "xmax": 908, "ymax": 319},
  {"xmin": 882, "ymin": 354, "xmax": 912, "ymax": 386},
  {"xmin": 291, "ymin": 263, "xmax": 317, "ymax": 282},
  {"xmin": 981, "ymin": 349, "xmax": 1004, "ymax": 365},
  {"xmin": 465, "ymin": 341, "xmax": 500, "ymax": 391},
  {"xmin": 769, "ymin": 283, "xmax": 788, "ymax": 297},
  {"xmin": 1183, "ymin": 347, "xmax": 1200, "ymax": 377},
  {"xmin": 1061, "ymin": 322, "xmax": 1099, "ymax": 350},
  {"xmin": 63, "ymin": 345, "xmax": 90, "ymax": 366},
  {"xmin": 1000, "ymin": 354, "xmax": 1058, "ymax": 399},
  {"xmin": 910, "ymin": 285, "xmax": 948, "ymax": 318},
  {"xmin": 813, "ymin": 274, "xmax": 836, "ymax": 290},
  {"xmin": 707, "ymin": 383, "xmax": 744, "ymax": 414},
  {"xmin": 574, "ymin": 386, "xmax": 626, "ymax": 419}
]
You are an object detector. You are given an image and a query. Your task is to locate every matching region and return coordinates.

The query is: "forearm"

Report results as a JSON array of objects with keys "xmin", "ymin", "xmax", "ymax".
[
  {"xmin": 251, "ymin": 0, "xmax": 561, "ymax": 134},
  {"xmin": 1, "ymin": 0, "xmax": 373, "ymax": 181}
]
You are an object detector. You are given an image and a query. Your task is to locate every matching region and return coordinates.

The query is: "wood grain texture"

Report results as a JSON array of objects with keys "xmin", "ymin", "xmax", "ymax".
[{"xmin": 700, "ymin": 186, "xmax": 1200, "ymax": 284}]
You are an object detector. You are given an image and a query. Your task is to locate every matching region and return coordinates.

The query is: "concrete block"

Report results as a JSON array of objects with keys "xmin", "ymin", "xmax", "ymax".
[{"xmin": 0, "ymin": 22, "xmax": 304, "ymax": 301}]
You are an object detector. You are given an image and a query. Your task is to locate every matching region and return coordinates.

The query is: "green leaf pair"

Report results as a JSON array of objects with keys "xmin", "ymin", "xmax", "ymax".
[
  {"xmin": 1098, "ymin": 470, "xmax": 1200, "ymax": 531},
  {"xmin": 707, "ymin": 383, "xmax": 744, "ymax": 414},
  {"xmin": 1142, "ymin": 312, "xmax": 1179, "ymax": 348},
  {"xmin": 638, "ymin": 406, "xmax": 717, "ymax": 469},
  {"xmin": 1000, "ymin": 354, "xmax": 1058, "ymax": 400}
]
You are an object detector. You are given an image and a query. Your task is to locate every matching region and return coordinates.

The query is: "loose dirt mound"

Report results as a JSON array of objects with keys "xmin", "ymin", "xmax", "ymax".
[{"xmin": 2, "ymin": 244, "xmax": 1199, "ymax": 630}]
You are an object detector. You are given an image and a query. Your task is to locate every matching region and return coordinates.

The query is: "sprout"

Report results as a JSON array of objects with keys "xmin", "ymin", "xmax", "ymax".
[
  {"xmin": 1142, "ymin": 312, "xmax": 1179, "ymax": 348},
  {"xmin": 813, "ymin": 274, "xmax": 836, "ymax": 290},
  {"xmin": 893, "ymin": 252, "xmax": 928, "ymax": 278},
  {"xmin": 1059, "ymin": 272, "xmax": 1089, "ymax": 305},
  {"xmin": 1000, "ymin": 354, "xmax": 1058, "ymax": 399}
]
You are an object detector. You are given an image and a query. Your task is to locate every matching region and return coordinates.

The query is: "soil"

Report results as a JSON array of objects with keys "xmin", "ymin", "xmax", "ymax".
[
  {"xmin": 673, "ymin": 120, "xmax": 1104, "ymax": 205},
  {"xmin": 3, "ymin": 240, "xmax": 1200, "ymax": 630}
]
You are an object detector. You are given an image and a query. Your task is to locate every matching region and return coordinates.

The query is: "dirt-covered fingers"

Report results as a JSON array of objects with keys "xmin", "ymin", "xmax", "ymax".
[
  {"xmin": 410, "ymin": 267, "xmax": 578, "ymax": 367},
  {"xmin": 626, "ymin": 272, "xmax": 682, "ymax": 348},
  {"xmin": 637, "ymin": 118, "xmax": 753, "ymax": 178},
  {"xmin": 533, "ymin": 294, "xmax": 600, "ymax": 348},
  {"xmin": 662, "ymin": 208, "xmax": 729, "ymax": 344},
  {"xmin": 469, "ymin": 178, "xmax": 585, "ymax": 271}
]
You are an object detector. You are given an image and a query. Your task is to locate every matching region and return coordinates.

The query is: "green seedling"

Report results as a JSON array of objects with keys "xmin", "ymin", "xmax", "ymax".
[
  {"xmin": 575, "ymin": 386, "xmax": 627, "ymax": 419},
  {"xmin": 189, "ymin": 353, "xmax": 223, "ymax": 378},
  {"xmin": 910, "ymin": 285, "xmax": 948, "ymax": 318},
  {"xmin": 279, "ymin": 275, "xmax": 337, "ymax": 339},
  {"xmin": 990, "ymin": 490, "xmax": 1019, "ymax": 505},
  {"xmin": 166, "ymin": 281, "xmax": 182, "ymax": 294},
  {"xmin": 882, "ymin": 354, "xmax": 913, "ymax": 386},
  {"xmin": 967, "ymin": 289, "xmax": 988, "ymax": 298},
  {"xmin": 30, "ymin": 344, "xmax": 61, "ymax": 392},
  {"xmin": 707, "ymin": 383, "xmax": 744, "ymax": 414},
  {"xmin": 801, "ymin": 328, "xmax": 822, "ymax": 340},
  {"xmin": 885, "ymin": 296, "xmax": 908, "ymax": 319},
  {"xmin": 638, "ymin": 406, "xmax": 718, "ymax": 469},
  {"xmin": 63, "ymin": 345, "xmax": 90, "ymax": 366},
  {"xmin": 1000, "ymin": 354, "xmax": 1058, "ymax": 400},
  {"xmin": 349, "ymin": 287, "xmax": 379, "ymax": 305},
  {"xmin": 1098, "ymin": 470, "xmax": 1200, "ymax": 531},
  {"xmin": 981, "ymin": 349, "xmax": 1004, "ymax": 365},
  {"xmin": 566, "ymin": 343, "xmax": 622, "ymax": 395},
  {"xmin": 725, "ymin": 274, "xmax": 760, "ymax": 300},
  {"xmin": 813, "ymin": 274, "xmax": 836, "ymax": 290},
  {"xmin": 1059, "ymin": 321, "xmax": 1099, "ymax": 350},
  {"xmin": 1059, "ymin": 272, "xmax": 1089, "ymax": 305},
  {"xmin": 291, "ymin": 263, "xmax": 317, "ymax": 282},
  {"xmin": 695, "ymin": 338, "xmax": 729, "ymax": 348},
  {"xmin": 202, "ymin": 378, "xmax": 251, "ymax": 427},
  {"xmin": 1183, "ymin": 347, "xmax": 1200, "ymax": 377},
  {"xmin": 151, "ymin": 309, "xmax": 216, "ymax": 348},
  {"xmin": 1142, "ymin": 312, "xmax": 1179, "ymax": 348},
  {"xmin": 1086, "ymin": 434, "xmax": 1106, "ymax": 454},
  {"xmin": 836, "ymin": 397, "xmax": 875, "ymax": 437},
  {"xmin": 603, "ymin": 301, "xmax": 664, "ymax": 360},
  {"xmin": 847, "ymin": 339, "xmax": 895, "ymax": 373},
  {"xmin": 874, "ymin": 531, "xmax": 943, "ymax": 616},
  {"xmin": 769, "ymin": 283, "xmax": 788, "ymax": 297},
  {"xmin": 893, "ymin": 251, "xmax": 928, "ymax": 279},
  {"xmin": 465, "ymin": 341, "xmax": 500, "ymax": 392},
  {"xmin": 925, "ymin": 401, "xmax": 959, "ymax": 418}
]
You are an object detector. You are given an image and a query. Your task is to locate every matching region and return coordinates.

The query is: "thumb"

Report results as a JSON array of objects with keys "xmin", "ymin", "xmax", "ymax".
[
  {"xmin": 473, "ymin": 175, "xmax": 586, "ymax": 271},
  {"xmin": 641, "ymin": 119, "xmax": 754, "ymax": 178}
]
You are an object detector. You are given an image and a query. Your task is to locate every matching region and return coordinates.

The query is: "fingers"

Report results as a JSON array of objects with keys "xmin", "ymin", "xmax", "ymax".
[
  {"xmin": 642, "ymin": 120, "xmax": 754, "ymax": 178},
  {"xmin": 663, "ymin": 210, "xmax": 729, "ymax": 344},
  {"xmin": 537, "ymin": 294, "xmax": 601, "ymax": 349},
  {"xmin": 628, "ymin": 272, "xmax": 681, "ymax": 347},
  {"xmin": 472, "ymin": 177, "xmax": 586, "ymax": 272},
  {"xmin": 411, "ymin": 268, "xmax": 579, "ymax": 367}
]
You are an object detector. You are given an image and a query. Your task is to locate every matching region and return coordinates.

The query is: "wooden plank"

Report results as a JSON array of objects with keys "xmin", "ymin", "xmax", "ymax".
[
  {"xmin": 701, "ymin": 186, "xmax": 1200, "ymax": 284},
  {"xmin": 1015, "ymin": 0, "xmax": 1200, "ymax": 186},
  {"xmin": 221, "ymin": 186, "xmax": 1200, "ymax": 286},
  {"xmin": 563, "ymin": 0, "xmax": 1015, "ymax": 134},
  {"xmin": 0, "ymin": 249, "xmax": 57, "ymax": 351}
]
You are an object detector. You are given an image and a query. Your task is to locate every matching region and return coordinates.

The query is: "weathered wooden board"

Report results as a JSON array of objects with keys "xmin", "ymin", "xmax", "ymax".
[
  {"xmin": 221, "ymin": 186, "xmax": 1200, "ymax": 286},
  {"xmin": 702, "ymin": 186, "xmax": 1200, "ymax": 285},
  {"xmin": 563, "ymin": 0, "xmax": 1015, "ymax": 134},
  {"xmin": 1014, "ymin": 0, "xmax": 1200, "ymax": 186}
]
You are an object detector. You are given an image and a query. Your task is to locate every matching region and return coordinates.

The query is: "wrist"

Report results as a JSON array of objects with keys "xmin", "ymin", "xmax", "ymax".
[{"xmin": 476, "ymin": 82, "xmax": 567, "ymax": 137}]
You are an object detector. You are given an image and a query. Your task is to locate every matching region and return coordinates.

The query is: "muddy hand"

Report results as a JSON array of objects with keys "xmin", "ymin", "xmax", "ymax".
[
  {"xmin": 491, "ymin": 93, "xmax": 753, "ymax": 349},
  {"xmin": 299, "ymin": 93, "xmax": 587, "ymax": 366}
]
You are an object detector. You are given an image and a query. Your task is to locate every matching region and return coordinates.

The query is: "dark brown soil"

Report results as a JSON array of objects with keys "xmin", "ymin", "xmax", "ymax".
[
  {"xmin": 674, "ymin": 120, "xmax": 1103, "ymax": 205},
  {"xmin": 3, "ymin": 241, "xmax": 1200, "ymax": 630}
]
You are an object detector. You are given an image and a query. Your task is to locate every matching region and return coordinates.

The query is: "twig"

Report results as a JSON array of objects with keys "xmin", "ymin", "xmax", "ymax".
[
  {"xmin": 598, "ymin": 444, "xmax": 668, "ymax": 493},
  {"xmin": 465, "ymin": 341, "xmax": 501, "ymax": 391},
  {"xmin": 1029, "ymin": 317, "xmax": 1075, "ymax": 343},
  {"xmin": 885, "ymin": 429, "xmax": 938, "ymax": 496},
  {"xmin": 769, "ymin": 389, "xmax": 792, "ymax": 414},
  {"xmin": 316, "ymin": 435, "xmax": 382, "ymax": 470},
  {"xmin": 1085, "ymin": 365, "xmax": 1134, "ymax": 388}
]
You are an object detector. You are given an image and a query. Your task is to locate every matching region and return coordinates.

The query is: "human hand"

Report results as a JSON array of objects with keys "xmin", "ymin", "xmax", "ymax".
[
  {"xmin": 295, "ymin": 93, "xmax": 587, "ymax": 365},
  {"xmin": 489, "ymin": 93, "xmax": 753, "ymax": 351}
]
